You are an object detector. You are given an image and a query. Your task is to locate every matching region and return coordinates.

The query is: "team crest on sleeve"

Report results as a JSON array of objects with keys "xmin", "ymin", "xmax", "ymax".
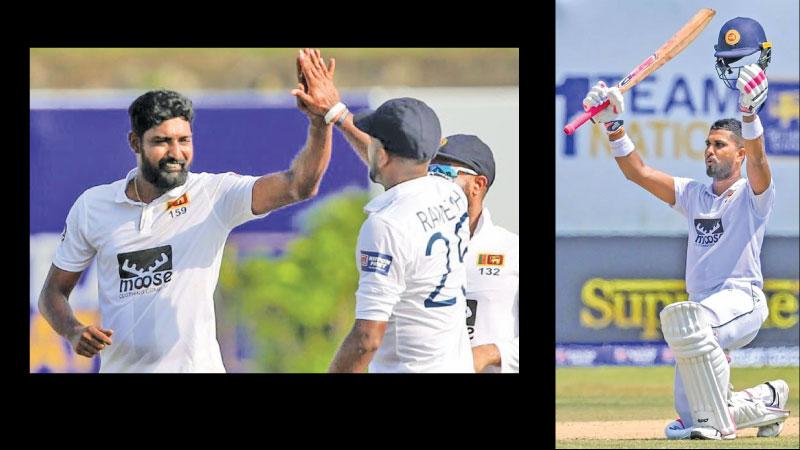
[
  {"xmin": 360, "ymin": 251, "xmax": 393, "ymax": 275},
  {"xmin": 166, "ymin": 193, "xmax": 190, "ymax": 211},
  {"xmin": 477, "ymin": 254, "xmax": 505, "ymax": 266}
]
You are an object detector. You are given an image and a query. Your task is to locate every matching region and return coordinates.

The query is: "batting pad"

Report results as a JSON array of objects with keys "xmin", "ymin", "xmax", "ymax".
[
  {"xmin": 660, "ymin": 302, "xmax": 736, "ymax": 436},
  {"xmin": 729, "ymin": 395, "xmax": 790, "ymax": 429}
]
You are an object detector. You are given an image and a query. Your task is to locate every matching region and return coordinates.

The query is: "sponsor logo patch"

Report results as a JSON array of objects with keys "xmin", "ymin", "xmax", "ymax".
[
  {"xmin": 477, "ymin": 253, "xmax": 505, "ymax": 266},
  {"xmin": 360, "ymin": 251, "xmax": 393, "ymax": 275},
  {"xmin": 116, "ymin": 245, "xmax": 174, "ymax": 297},
  {"xmin": 694, "ymin": 218, "xmax": 724, "ymax": 247},
  {"xmin": 466, "ymin": 299, "xmax": 478, "ymax": 340},
  {"xmin": 166, "ymin": 193, "xmax": 189, "ymax": 211}
]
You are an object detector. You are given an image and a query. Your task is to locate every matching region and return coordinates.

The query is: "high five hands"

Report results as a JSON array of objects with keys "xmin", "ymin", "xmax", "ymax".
[{"xmin": 291, "ymin": 48, "xmax": 342, "ymax": 124}]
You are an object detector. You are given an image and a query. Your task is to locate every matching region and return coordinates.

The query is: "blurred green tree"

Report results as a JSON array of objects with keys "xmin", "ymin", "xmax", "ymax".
[{"xmin": 218, "ymin": 189, "xmax": 370, "ymax": 372}]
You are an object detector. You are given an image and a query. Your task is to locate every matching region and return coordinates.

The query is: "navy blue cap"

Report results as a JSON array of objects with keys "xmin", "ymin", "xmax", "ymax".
[
  {"xmin": 714, "ymin": 17, "xmax": 769, "ymax": 61},
  {"xmin": 354, "ymin": 97, "xmax": 441, "ymax": 161},
  {"xmin": 434, "ymin": 134, "xmax": 496, "ymax": 186}
]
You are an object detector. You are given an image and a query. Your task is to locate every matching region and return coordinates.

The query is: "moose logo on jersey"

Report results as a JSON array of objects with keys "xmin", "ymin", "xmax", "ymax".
[
  {"xmin": 117, "ymin": 245, "xmax": 174, "ymax": 296},
  {"xmin": 694, "ymin": 218, "xmax": 724, "ymax": 247}
]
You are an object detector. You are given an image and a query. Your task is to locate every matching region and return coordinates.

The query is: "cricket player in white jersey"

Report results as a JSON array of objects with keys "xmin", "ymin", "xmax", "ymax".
[
  {"xmin": 581, "ymin": 16, "xmax": 789, "ymax": 440},
  {"xmin": 37, "ymin": 53, "xmax": 337, "ymax": 372},
  {"xmin": 326, "ymin": 97, "xmax": 473, "ymax": 373},
  {"xmin": 292, "ymin": 49, "xmax": 473, "ymax": 373},
  {"xmin": 429, "ymin": 135, "xmax": 519, "ymax": 373}
]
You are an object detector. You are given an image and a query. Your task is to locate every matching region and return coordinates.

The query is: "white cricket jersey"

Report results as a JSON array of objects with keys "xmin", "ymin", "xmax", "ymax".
[
  {"xmin": 464, "ymin": 208, "xmax": 519, "ymax": 373},
  {"xmin": 355, "ymin": 174, "xmax": 473, "ymax": 373},
  {"xmin": 672, "ymin": 177, "xmax": 775, "ymax": 301},
  {"xmin": 53, "ymin": 168, "xmax": 268, "ymax": 373}
]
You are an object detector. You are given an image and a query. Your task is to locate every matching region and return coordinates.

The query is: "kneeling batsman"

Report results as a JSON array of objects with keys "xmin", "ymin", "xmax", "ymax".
[
  {"xmin": 660, "ymin": 302, "xmax": 788, "ymax": 440},
  {"xmin": 583, "ymin": 63, "xmax": 789, "ymax": 441}
]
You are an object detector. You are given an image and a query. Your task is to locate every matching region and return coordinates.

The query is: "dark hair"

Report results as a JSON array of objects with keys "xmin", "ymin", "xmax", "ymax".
[
  {"xmin": 128, "ymin": 89, "xmax": 194, "ymax": 137},
  {"xmin": 710, "ymin": 118, "xmax": 744, "ymax": 147}
]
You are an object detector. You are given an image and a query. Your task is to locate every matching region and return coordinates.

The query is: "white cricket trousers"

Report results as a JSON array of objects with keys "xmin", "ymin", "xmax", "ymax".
[{"xmin": 673, "ymin": 283, "xmax": 769, "ymax": 427}]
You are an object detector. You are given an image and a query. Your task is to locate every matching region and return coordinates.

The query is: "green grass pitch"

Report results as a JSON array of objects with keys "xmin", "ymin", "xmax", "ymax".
[{"xmin": 556, "ymin": 365, "xmax": 799, "ymax": 449}]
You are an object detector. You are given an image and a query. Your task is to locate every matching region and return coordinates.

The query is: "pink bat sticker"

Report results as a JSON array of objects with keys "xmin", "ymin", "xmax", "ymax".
[{"xmin": 619, "ymin": 54, "xmax": 658, "ymax": 88}]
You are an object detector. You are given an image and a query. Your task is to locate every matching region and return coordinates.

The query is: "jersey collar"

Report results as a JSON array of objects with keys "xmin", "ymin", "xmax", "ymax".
[
  {"xmin": 115, "ymin": 168, "xmax": 192, "ymax": 204},
  {"xmin": 474, "ymin": 207, "xmax": 493, "ymax": 237},
  {"xmin": 706, "ymin": 177, "xmax": 746, "ymax": 198},
  {"xmin": 364, "ymin": 175, "xmax": 432, "ymax": 213}
]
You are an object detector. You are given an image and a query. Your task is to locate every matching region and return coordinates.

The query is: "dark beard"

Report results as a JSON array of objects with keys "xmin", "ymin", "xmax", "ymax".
[
  {"xmin": 706, "ymin": 161, "xmax": 732, "ymax": 180},
  {"xmin": 140, "ymin": 155, "xmax": 189, "ymax": 190}
]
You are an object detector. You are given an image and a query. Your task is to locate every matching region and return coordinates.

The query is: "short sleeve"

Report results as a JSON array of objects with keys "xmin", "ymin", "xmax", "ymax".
[
  {"xmin": 52, "ymin": 194, "xmax": 96, "ymax": 272},
  {"xmin": 209, "ymin": 172, "xmax": 270, "ymax": 229},
  {"xmin": 748, "ymin": 178, "xmax": 775, "ymax": 219},
  {"xmin": 354, "ymin": 215, "xmax": 408, "ymax": 322},
  {"xmin": 671, "ymin": 177, "xmax": 697, "ymax": 217}
]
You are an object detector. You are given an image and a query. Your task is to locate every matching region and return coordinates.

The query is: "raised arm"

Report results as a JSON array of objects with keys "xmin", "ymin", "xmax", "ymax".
[
  {"xmin": 250, "ymin": 120, "xmax": 332, "ymax": 215},
  {"xmin": 249, "ymin": 49, "xmax": 337, "ymax": 215},
  {"xmin": 742, "ymin": 113, "xmax": 771, "ymax": 195},
  {"xmin": 332, "ymin": 113, "xmax": 371, "ymax": 164},
  {"xmin": 611, "ymin": 129, "xmax": 677, "ymax": 205},
  {"xmin": 737, "ymin": 64, "xmax": 771, "ymax": 195},
  {"xmin": 583, "ymin": 81, "xmax": 676, "ymax": 205},
  {"xmin": 293, "ymin": 48, "xmax": 372, "ymax": 165}
]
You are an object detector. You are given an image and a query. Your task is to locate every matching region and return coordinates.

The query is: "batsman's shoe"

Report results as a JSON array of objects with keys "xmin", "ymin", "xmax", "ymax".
[
  {"xmin": 690, "ymin": 426, "xmax": 736, "ymax": 440},
  {"xmin": 664, "ymin": 418, "xmax": 692, "ymax": 440},
  {"xmin": 758, "ymin": 380, "xmax": 790, "ymax": 437}
]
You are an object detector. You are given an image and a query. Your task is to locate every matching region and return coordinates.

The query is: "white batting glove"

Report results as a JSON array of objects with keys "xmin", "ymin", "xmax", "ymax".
[
  {"xmin": 583, "ymin": 81, "xmax": 624, "ymax": 123},
  {"xmin": 737, "ymin": 64, "xmax": 768, "ymax": 116}
]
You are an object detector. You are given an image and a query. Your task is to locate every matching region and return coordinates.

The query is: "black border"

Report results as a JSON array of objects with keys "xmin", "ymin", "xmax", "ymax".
[{"xmin": 19, "ymin": 13, "xmax": 537, "ymax": 433}]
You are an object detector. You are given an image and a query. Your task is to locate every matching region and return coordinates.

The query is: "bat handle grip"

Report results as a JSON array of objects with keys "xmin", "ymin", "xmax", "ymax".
[{"xmin": 563, "ymin": 100, "xmax": 610, "ymax": 135}]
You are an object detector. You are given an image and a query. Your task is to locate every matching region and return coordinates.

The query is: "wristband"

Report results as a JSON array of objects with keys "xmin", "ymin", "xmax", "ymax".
[
  {"xmin": 610, "ymin": 133, "xmax": 635, "ymax": 158},
  {"xmin": 336, "ymin": 109, "xmax": 350, "ymax": 127},
  {"xmin": 741, "ymin": 114, "xmax": 764, "ymax": 140},
  {"xmin": 324, "ymin": 102, "xmax": 347, "ymax": 125}
]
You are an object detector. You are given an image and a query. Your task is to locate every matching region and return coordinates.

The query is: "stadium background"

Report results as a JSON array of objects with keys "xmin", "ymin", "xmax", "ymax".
[
  {"xmin": 556, "ymin": 0, "xmax": 799, "ymax": 369},
  {"xmin": 29, "ymin": 48, "xmax": 520, "ymax": 373}
]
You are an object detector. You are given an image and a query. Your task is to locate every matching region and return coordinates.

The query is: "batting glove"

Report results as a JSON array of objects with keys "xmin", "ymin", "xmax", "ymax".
[
  {"xmin": 737, "ymin": 64, "xmax": 768, "ymax": 116},
  {"xmin": 583, "ymin": 81, "xmax": 625, "ymax": 123}
]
